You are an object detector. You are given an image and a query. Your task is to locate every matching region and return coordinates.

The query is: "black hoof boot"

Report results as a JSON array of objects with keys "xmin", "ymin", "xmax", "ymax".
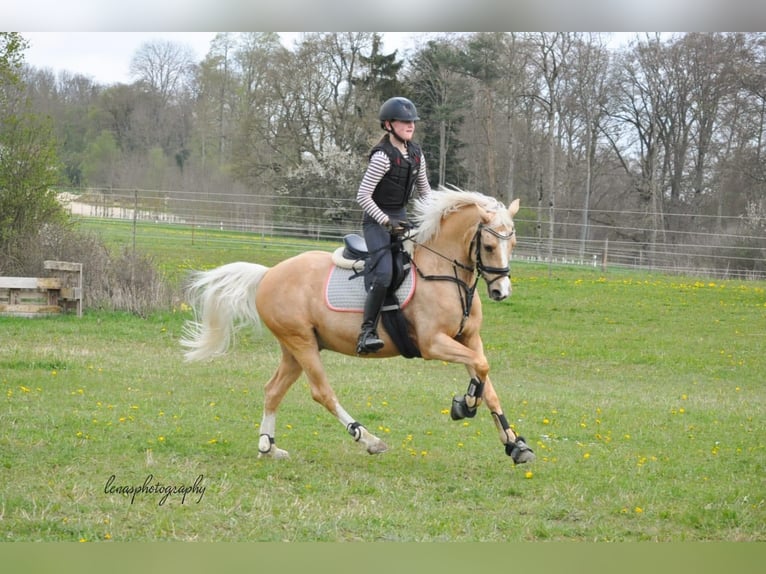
[
  {"xmin": 450, "ymin": 395, "xmax": 478, "ymax": 420},
  {"xmin": 505, "ymin": 436, "xmax": 536, "ymax": 465}
]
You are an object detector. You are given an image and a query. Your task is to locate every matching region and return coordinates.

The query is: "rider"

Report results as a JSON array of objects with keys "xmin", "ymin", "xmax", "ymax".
[{"xmin": 355, "ymin": 96, "xmax": 433, "ymax": 354}]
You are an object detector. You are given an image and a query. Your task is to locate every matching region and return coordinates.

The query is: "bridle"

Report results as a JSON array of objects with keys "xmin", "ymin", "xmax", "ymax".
[{"xmin": 408, "ymin": 222, "xmax": 515, "ymax": 338}]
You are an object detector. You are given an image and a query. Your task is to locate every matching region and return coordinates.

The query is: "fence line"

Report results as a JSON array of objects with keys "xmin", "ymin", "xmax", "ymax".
[{"xmin": 58, "ymin": 188, "xmax": 766, "ymax": 280}]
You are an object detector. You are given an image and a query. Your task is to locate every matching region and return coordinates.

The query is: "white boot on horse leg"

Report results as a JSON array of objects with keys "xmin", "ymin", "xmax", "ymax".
[
  {"xmin": 257, "ymin": 414, "xmax": 290, "ymax": 459},
  {"xmin": 347, "ymin": 421, "xmax": 388, "ymax": 454},
  {"xmin": 257, "ymin": 434, "xmax": 290, "ymax": 459}
]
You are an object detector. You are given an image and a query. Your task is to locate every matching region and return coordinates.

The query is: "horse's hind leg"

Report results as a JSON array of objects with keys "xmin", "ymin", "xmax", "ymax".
[
  {"xmin": 258, "ymin": 345, "xmax": 303, "ymax": 459},
  {"xmin": 293, "ymin": 344, "xmax": 388, "ymax": 455}
]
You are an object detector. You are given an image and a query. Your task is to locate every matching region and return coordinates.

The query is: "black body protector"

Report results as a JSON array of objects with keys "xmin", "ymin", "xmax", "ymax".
[{"xmin": 370, "ymin": 138, "xmax": 423, "ymax": 210}]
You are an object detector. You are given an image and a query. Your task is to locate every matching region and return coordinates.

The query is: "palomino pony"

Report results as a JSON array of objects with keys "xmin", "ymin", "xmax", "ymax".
[{"xmin": 181, "ymin": 188, "xmax": 535, "ymax": 465}]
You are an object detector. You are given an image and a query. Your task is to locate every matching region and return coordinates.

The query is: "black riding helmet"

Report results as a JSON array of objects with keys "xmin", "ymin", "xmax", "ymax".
[{"xmin": 379, "ymin": 97, "xmax": 420, "ymax": 129}]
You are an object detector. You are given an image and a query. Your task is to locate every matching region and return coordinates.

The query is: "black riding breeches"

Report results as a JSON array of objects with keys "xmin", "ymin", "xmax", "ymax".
[{"xmin": 362, "ymin": 208, "xmax": 406, "ymax": 291}]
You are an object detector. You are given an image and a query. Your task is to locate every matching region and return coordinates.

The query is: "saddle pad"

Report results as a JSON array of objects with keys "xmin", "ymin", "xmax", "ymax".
[{"xmin": 324, "ymin": 265, "xmax": 416, "ymax": 313}]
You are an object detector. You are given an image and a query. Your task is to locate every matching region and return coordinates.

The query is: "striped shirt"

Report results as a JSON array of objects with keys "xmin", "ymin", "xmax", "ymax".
[{"xmin": 356, "ymin": 150, "xmax": 432, "ymax": 225}]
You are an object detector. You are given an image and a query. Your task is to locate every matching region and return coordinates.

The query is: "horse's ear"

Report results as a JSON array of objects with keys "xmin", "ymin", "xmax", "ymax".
[{"xmin": 508, "ymin": 198, "xmax": 520, "ymax": 217}]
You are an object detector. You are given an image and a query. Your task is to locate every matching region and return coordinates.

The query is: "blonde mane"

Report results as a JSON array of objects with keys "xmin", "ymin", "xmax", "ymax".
[{"xmin": 411, "ymin": 186, "xmax": 512, "ymax": 245}]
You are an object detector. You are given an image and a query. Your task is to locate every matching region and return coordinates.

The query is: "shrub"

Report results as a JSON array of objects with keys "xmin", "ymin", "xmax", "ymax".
[{"xmin": 2, "ymin": 222, "xmax": 172, "ymax": 315}]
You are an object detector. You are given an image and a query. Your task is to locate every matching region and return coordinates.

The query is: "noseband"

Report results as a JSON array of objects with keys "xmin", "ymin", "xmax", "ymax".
[{"xmin": 411, "ymin": 222, "xmax": 515, "ymax": 338}]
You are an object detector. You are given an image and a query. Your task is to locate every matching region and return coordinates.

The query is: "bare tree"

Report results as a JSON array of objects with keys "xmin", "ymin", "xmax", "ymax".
[
  {"xmin": 527, "ymin": 32, "xmax": 573, "ymax": 262},
  {"xmin": 130, "ymin": 39, "xmax": 195, "ymax": 106},
  {"xmin": 568, "ymin": 34, "xmax": 611, "ymax": 258}
]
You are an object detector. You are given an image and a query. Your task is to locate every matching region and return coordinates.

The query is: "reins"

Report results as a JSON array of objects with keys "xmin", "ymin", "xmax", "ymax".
[{"xmin": 408, "ymin": 223, "xmax": 514, "ymax": 339}]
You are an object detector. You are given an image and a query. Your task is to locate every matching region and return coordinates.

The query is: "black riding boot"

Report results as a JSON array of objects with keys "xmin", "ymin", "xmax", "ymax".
[{"xmin": 356, "ymin": 283, "xmax": 387, "ymax": 354}]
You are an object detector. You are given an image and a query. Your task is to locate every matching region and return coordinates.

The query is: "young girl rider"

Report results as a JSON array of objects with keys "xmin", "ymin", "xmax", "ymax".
[{"xmin": 355, "ymin": 96, "xmax": 433, "ymax": 354}]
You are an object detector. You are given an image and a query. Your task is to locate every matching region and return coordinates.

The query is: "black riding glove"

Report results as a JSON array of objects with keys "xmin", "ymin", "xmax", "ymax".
[{"xmin": 385, "ymin": 218, "xmax": 412, "ymax": 237}]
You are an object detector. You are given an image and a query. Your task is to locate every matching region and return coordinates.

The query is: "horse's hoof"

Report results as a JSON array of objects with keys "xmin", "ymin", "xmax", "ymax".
[
  {"xmin": 258, "ymin": 436, "xmax": 290, "ymax": 459},
  {"xmin": 450, "ymin": 396, "xmax": 477, "ymax": 420},
  {"xmin": 366, "ymin": 440, "xmax": 388, "ymax": 455},
  {"xmin": 258, "ymin": 447, "xmax": 290, "ymax": 460},
  {"xmin": 506, "ymin": 437, "xmax": 535, "ymax": 465}
]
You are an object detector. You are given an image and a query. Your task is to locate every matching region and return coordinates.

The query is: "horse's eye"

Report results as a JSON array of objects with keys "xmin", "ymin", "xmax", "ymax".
[{"xmin": 484, "ymin": 245, "xmax": 494, "ymax": 254}]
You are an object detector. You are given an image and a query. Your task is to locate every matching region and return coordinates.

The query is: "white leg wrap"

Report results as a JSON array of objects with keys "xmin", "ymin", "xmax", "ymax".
[
  {"xmin": 260, "ymin": 412, "xmax": 276, "ymax": 439},
  {"xmin": 257, "ymin": 412, "xmax": 289, "ymax": 459}
]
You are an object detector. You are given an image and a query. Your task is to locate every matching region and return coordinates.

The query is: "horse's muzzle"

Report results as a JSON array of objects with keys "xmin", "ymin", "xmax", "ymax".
[{"xmin": 487, "ymin": 277, "xmax": 511, "ymax": 301}]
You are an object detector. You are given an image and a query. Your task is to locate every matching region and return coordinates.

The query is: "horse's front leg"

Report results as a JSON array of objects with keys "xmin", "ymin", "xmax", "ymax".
[
  {"xmin": 421, "ymin": 332, "xmax": 535, "ymax": 464},
  {"xmin": 480, "ymin": 378, "xmax": 536, "ymax": 464}
]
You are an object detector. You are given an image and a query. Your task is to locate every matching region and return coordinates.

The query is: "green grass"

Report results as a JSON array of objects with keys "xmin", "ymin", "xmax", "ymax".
[{"xmin": 1, "ymin": 220, "xmax": 764, "ymax": 541}]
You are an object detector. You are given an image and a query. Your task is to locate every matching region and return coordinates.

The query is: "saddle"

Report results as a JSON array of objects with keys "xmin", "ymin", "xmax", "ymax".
[
  {"xmin": 331, "ymin": 234, "xmax": 410, "ymax": 285},
  {"xmin": 327, "ymin": 234, "xmax": 421, "ymax": 358}
]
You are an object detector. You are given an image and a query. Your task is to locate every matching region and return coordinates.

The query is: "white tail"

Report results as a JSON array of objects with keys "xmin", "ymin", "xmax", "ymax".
[{"xmin": 180, "ymin": 262, "xmax": 270, "ymax": 362}]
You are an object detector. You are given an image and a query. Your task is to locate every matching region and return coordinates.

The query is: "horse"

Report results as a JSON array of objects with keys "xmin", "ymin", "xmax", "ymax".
[{"xmin": 180, "ymin": 188, "xmax": 535, "ymax": 465}]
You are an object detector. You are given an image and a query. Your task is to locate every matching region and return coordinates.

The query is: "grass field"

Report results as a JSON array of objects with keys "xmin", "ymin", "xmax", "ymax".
[{"xmin": 1, "ymin": 219, "xmax": 764, "ymax": 541}]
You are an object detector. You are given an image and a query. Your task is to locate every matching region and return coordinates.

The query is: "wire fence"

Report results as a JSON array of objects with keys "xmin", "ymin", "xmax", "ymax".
[{"xmin": 59, "ymin": 187, "xmax": 766, "ymax": 281}]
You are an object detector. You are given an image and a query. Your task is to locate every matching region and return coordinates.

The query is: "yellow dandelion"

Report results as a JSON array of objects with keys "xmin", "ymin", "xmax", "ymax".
[
  {"xmin": 524, "ymin": 471, "xmax": 533, "ymax": 479},
  {"xmin": 635, "ymin": 506, "xmax": 643, "ymax": 514},
  {"xmin": 583, "ymin": 452, "xmax": 591, "ymax": 460}
]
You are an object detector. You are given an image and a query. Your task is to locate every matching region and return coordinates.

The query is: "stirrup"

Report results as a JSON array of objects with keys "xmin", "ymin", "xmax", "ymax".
[{"xmin": 357, "ymin": 331, "xmax": 384, "ymax": 354}]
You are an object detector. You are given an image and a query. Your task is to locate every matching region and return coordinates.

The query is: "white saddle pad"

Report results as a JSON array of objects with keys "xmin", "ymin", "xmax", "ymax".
[{"xmin": 324, "ymin": 265, "xmax": 416, "ymax": 312}]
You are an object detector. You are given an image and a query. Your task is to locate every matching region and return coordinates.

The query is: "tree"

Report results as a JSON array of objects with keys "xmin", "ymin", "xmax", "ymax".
[
  {"xmin": 82, "ymin": 130, "xmax": 119, "ymax": 187},
  {"xmin": 526, "ymin": 32, "xmax": 574, "ymax": 260},
  {"xmin": 130, "ymin": 39, "xmax": 195, "ymax": 106},
  {"xmin": 408, "ymin": 37, "xmax": 471, "ymax": 187},
  {"xmin": 0, "ymin": 33, "xmax": 65, "ymax": 273},
  {"xmin": 566, "ymin": 34, "xmax": 611, "ymax": 257}
]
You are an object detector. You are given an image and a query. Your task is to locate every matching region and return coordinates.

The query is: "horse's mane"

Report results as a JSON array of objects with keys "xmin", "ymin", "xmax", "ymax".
[{"xmin": 411, "ymin": 186, "xmax": 511, "ymax": 245}]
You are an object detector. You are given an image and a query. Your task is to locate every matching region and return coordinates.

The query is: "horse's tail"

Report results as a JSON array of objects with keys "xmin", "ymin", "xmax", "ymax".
[{"xmin": 180, "ymin": 262, "xmax": 270, "ymax": 362}]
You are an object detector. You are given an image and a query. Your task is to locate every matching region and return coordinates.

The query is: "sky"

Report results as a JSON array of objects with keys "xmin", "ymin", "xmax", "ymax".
[
  {"xmin": 12, "ymin": 0, "xmax": 764, "ymax": 86},
  {"xmin": 20, "ymin": 32, "xmax": 425, "ymax": 85},
  {"xmin": 19, "ymin": 32, "xmax": 648, "ymax": 87}
]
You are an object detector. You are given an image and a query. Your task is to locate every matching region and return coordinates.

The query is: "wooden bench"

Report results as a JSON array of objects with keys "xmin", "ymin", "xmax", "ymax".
[{"xmin": 0, "ymin": 260, "xmax": 82, "ymax": 317}]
